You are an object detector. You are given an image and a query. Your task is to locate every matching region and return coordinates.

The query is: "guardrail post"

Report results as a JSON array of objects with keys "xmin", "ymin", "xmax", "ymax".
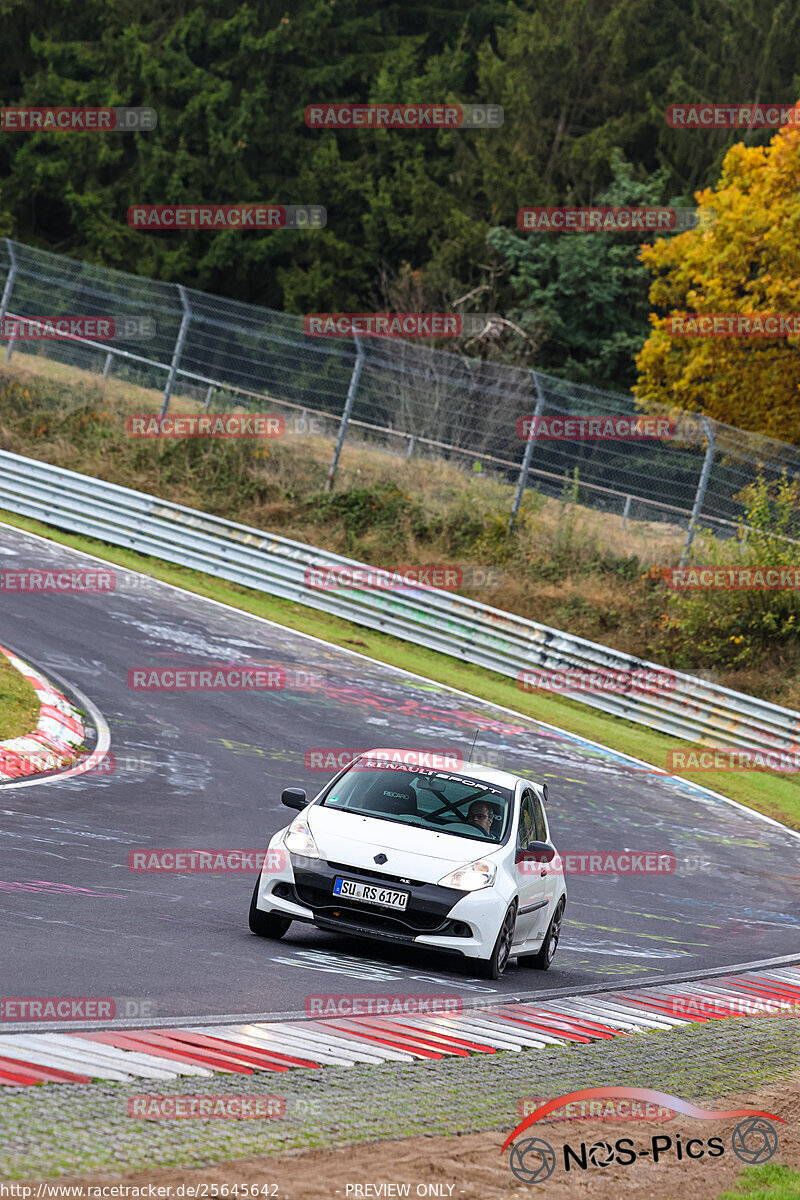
[
  {"xmin": 159, "ymin": 285, "xmax": 191, "ymax": 418},
  {"xmin": 103, "ymin": 352, "xmax": 114, "ymax": 381},
  {"xmin": 204, "ymin": 385, "xmax": 214, "ymax": 412},
  {"xmin": 508, "ymin": 371, "xmax": 545, "ymax": 531},
  {"xmin": 4, "ymin": 334, "xmax": 15, "ymax": 364},
  {"xmin": 0, "ymin": 241, "xmax": 18, "ymax": 350},
  {"xmin": 406, "ymin": 435, "xmax": 415, "ymax": 459},
  {"xmin": 621, "ymin": 495, "xmax": 632, "ymax": 528},
  {"xmin": 326, "ymin": 334, "xmax": 363, "ymax": 492},
  {"xmin": 680, "ymin": 415, "xmax": 716, "ymax": 566}
]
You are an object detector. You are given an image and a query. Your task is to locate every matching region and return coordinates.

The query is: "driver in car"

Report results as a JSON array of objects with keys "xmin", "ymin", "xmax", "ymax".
[{"xmin": 466, "ymin": 799, "xmax": 496, "ymax": 836}]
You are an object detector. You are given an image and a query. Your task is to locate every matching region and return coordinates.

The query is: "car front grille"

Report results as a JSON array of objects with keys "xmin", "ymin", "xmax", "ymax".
[{"xmin": 326, "ymin": 860, "xmax": 426, "ymax": 888}]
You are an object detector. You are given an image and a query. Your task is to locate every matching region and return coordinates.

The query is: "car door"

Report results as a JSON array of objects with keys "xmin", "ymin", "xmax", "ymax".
[
  {"xmin": 531, "ymin": 786, "xmax": 559, "ymax": 923},
  {"xmin": 512, "ymin": 789, "xmax": 551, "ymax": 949}
]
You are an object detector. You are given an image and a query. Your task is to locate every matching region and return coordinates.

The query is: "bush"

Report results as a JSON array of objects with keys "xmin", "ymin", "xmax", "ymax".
[{"xmin": 660, "ymin": 474, "xmax": 800, "ymax": 668}]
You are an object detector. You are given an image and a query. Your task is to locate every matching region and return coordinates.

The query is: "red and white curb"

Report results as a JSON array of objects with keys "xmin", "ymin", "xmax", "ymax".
[
  {"xmin": 1, "ymin": 966, "xmax": 800, "ymax": 1085},
  {"xmin": 0, "ymin": 644, "xmax": 85, "ymax": 780}
]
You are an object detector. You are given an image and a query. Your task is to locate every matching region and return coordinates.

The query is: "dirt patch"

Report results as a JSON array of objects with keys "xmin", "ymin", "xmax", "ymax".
[{"xmin": 12, "ymin": 1076, "xmax": 798, "ymax": 1200}]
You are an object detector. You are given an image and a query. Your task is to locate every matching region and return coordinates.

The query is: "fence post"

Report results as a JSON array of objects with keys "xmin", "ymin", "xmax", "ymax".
[
  {"xmin": 0, "ymin": 241, "xmax": 18, "ymax": 349},
  {"xmin": 159, "ymin": 285, "xmax": 191, "ymax": 418},
  {"xmin": 621, "ymin": 495, "xmax": 632, "ymax": 528},
  {"xmin": 508, "ymin": 371, "xmax": 545, "ymax": 530},
  {"xmin": 326, "ymin": 335, "xmax": 363, "ymax": 492},
  {"xmin": 680, "ymin": 415, "xmax": 716, "ymax": 566}
]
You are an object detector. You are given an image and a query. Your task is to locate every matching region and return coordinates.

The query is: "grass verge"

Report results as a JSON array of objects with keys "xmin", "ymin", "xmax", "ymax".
[
  {"xmin": 0, "ymin": 646, "xmax": 39, "ymax": 740},
  {"xmin": 1, "ymin": 506, "xmax": 799, "ymax": 830},
  {"xmin": 719, "ymin": 1165, "xmax": 800, "ymax": 1198}
]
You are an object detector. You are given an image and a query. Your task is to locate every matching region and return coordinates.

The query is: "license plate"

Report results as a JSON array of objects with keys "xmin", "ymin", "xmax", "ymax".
[{"xmin": 333, "ymin": 877, "xmax": 409, "ymax": 911}]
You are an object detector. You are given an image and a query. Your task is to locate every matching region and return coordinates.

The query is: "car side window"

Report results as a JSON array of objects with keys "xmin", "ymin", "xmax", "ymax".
[
  {"xmin": 518, "ymin": 791, "xmax": 536, "ymax": 849},
  {"xmin": 532, "ymin": 793, "xmax": 547, "ymax": 843}
]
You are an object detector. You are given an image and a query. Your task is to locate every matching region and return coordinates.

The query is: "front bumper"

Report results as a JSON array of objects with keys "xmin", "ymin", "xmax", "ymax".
[{"xmin": 255, "ymin": 851, "xmax": 511, "ymax": 959}]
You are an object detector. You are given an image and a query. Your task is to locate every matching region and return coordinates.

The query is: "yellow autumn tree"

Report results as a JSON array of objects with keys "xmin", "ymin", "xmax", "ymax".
[{"xmin": 634, "ymin": 114, "xmax": 800, "ymax": 444}]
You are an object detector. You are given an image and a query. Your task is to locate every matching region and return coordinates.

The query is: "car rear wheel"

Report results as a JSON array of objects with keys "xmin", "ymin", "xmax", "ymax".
[
  {"xmin": 476, "ymin": 902, "xmax": 517, "ymax": 980},
  {"xmin": 518, "ymin": 898, "xmax": 564, "ymax": 970},
  {"xmin": 249, "ymin": 878, "xmax": 292, "ymax": 939}
]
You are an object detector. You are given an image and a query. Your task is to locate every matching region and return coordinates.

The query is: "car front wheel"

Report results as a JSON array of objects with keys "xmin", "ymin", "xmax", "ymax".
[
  {"xmin": 476, "ymin": 902, "xmax": 517, "ymax": 980},
  {"xmin": 248, "ymin": 878, "xmax": 292, "ymax": 939}
]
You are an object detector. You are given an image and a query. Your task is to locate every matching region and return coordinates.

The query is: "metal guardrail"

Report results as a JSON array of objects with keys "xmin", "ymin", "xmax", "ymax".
[{"xmin": 0, "ymin": 449, "xmax": 797, "ymax": 753}]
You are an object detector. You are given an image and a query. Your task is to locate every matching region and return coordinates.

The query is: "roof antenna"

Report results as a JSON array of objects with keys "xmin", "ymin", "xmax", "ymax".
[{"xmin": 468, "ymin": 727, "xmax": 479, "ymax": 763}]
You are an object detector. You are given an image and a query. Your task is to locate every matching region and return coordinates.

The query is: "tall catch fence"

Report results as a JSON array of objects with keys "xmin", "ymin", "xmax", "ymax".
[{"xmin": 0, "ymin": 237, "xmax": 798, "ymax": 557}]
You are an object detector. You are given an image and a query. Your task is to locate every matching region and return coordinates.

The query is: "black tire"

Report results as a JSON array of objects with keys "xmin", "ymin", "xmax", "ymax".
[
  {"xmin": 476, "ymin": 902, "xmax": 517, "ymax": 980},
  {"xmin": 248, "ymin": 878, "xmax": 292, "ymax": 939},
  {"xmin": 518, "ymin": 899, "xmax": 564, "ymax": 970}
]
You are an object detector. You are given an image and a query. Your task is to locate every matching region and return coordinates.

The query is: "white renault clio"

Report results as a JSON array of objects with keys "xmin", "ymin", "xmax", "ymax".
[{"xmin": 249, "ymin": 752, "xmax": 567, "ymax": 978}]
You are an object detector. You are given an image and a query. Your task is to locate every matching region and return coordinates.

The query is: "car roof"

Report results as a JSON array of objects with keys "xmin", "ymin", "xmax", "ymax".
[{"xmin": 357, "ymin": 749, "xmax": 533, "ymax": 794}]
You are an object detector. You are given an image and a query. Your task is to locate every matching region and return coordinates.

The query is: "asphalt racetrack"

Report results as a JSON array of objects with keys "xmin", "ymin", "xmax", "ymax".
[{"xmin": 1, "ymin": 522, "xmax": 799, "ymax": 1025}]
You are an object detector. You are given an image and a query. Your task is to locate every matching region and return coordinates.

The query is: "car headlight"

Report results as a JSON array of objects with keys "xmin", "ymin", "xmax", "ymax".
[
  {"xmin": 284, "ymin": 819, "xmax": 320, "ymax": 859},
  {"xmin": 438, "ymin": 859, "xmax": 497, "ymax": 891}
]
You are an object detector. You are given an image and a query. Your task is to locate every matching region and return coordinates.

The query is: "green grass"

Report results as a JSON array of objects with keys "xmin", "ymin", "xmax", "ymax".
[
  {"xmin": 0, "ymin": 647, "xmax": 39, "ymax": 739},
  {"xmin": 719, "ymin": 1166, "xmax": 800, "ymax": 1199},
  {"xmin": 1, "ymin": 506, "xmax": 799, "ymax": 831}
]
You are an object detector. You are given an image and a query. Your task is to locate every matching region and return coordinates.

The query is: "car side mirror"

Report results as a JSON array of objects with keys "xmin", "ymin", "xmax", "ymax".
[
  {"xmin": 516, "ymin": 840, "xmax": 556, "ymax": 864},
  {"xmin": 282, "ymin": 787, "xmax": 307, "ymax": 810}
]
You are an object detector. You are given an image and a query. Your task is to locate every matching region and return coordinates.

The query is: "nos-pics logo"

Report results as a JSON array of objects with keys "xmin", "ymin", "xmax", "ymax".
[{"xmin": 502, "ymin": 1088, "xmax": 782, "ymax": 1184}]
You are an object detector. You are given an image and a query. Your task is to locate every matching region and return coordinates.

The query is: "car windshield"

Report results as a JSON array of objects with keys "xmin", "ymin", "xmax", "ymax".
[{"xmin": 320, "ymin": 761, "xmax": 514, "ymax": 843}]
